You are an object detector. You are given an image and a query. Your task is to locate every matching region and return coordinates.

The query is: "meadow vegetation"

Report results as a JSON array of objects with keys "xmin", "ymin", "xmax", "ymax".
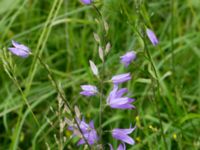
[{"xmin": 0, "ymin": 0, "xmax": 200, "ymax": 149}]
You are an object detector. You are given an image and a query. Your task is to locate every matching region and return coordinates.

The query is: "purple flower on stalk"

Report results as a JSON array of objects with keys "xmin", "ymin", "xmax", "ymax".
[
  {"xmin": 109, "ymin": 143, "xmax": 126, "ymax": 150},
  {"xmin": 80, "ymin": 0, "xmax": 92, "ymax": 5},
  {"xmin": 111, "ymin": 73, "xmax": 131, "ymax": 84},
  {"xmin": 107, "ymin": 85, "xmax": 135, "ymax": 109},
  {"xmin": 8, "ymin": 40, "xmax": 31, "ymax": 58},
  {"xmin": 120, "ymin": 51, "xmax": 136, "ymax": 67},
  {"xmin": 68, "ymin": 118, "xmax": 98, "ymax": 145},
  {"xmin": 112, "ymin": 126, "xmax": 136, "ymax": 145},
  {"xmin": 146, "ymin": 28, "xmax": 159, "ymax": 46},
  {"xmin": 80, "ymin": 85, "xmax": 98, "ymax": 96}
]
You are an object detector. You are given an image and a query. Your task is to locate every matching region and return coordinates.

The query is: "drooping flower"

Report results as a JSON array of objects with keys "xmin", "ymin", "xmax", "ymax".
[
  {"xmin": 107, "ymin": 85, "xmax": 135, "ymax": 109},
  {"xmin": 111, "ymin": 73, "xmax": 131, "ymax": 84},
  {"xmin": 68, "ymin": 118, "xmax": 98, "ymax": 145},
  {"xmin": 80, "ymin": 0, "xmax": 92, "ymax": 5},
  {"xmin": 8, "ymin": 40, "xmax": 31, "ymax": 58},
  {"xmin": 112, "ymin": 126, "xmax": 136, "ymax": 145},
  {"xmin": 109, "ymin": 143, "xmax": 126, "ymax": 150},
  {"xmin": 120, "ymin": 51, "xmax": 136, "ymax": 67},
  {"xmin": 80, "ymin": 85, "xmax": 98, "ymax": 96},
  {"xmin": 146, "ymin": 28, "xmax": 159, "ymax": 46}
]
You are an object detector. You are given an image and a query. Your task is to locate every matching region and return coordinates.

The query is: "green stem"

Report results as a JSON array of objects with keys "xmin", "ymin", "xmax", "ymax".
[
  {"xmin": 144, "ymin": 42, "xmax": 168, "ymax": 150},
  {"xmin": 92, "ymin": 4, "xmax": 107, "ymax": 144}
]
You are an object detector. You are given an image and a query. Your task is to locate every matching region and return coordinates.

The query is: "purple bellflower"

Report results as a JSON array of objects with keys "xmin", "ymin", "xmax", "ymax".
[
  {"xmin": 80, "ymin": 0, "xmax": 92, "ymax": 5},
  {"xmin": 146, "ymin": 28, "xmax": 159, "ymax": 46},
  {"xmin": 80, "ymin": 85, "xmax": 98, "ymax": 96},
  {"xmin": 120, "ymin": 51, "xmax": 136, "ymax": 67},
  {"xmin": 109, "ymin": 143, "xmax": 126, "ymax": 150},
  {"xmin": 112, "ymin": 126, "xmax": 136, "ymax": 145},
  {"xmin": 107, "ymin": 85, "xmax": 135, "ymax": 109},
  {"xmin": 8, "ymin": 40, "xmax": 31, "ymax": 58},
  {"xmin": 68, "ymin": 118, "xmax": 98, "ymax": 145},
  {"xmin": 111, "ymin": 73, "xmax": 131, "ymax": 84}
]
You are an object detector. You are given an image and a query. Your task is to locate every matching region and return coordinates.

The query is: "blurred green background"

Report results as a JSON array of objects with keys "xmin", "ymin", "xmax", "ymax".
[{"xmin": 0, "ymin": 0, "xmax": 200, "ymax": 149}]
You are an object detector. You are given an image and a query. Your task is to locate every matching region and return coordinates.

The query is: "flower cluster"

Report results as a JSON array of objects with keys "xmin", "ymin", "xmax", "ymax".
[{"xmin": 76, "ymin": 49, "xmax": 137, "ymax": 148}]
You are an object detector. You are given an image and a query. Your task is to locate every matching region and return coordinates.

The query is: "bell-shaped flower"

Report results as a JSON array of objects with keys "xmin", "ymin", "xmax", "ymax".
[
  {"xmin": 111, "ymin": 73, "xmax": 131, "ymax": 84},
  {"xmin": 120, "ymin": 51, "xmax": 136, "ymax": 67},
  {"xmin": 107, "ymin": 85, "xmax": 135, "ymax": 109},
  {"xmin": 8, "ymin": 40, "xmax": 31, "ymax": 58},
  {"xmin": 68, "ymin": 118, "xmax": 98, "ymax": 146},
  {"xmin": 146, "ymin": 28, "xmax": 159, "ymax": 46},
  {"xmin": 80, "ymin": 85, "xmax": 98, "ymax": 96},
  {"xmin": 77, "ymin": 121, "xmax": 98, "ymax": 145},
  {"xmin": 112, "ymin": 126, "xmax": 136, "ymax": 145}
]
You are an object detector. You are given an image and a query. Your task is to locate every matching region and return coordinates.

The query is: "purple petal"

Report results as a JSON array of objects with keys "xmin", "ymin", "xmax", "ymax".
[
  {"xmin": 8, "ymin": 48, "xmax": 29, "ymax": 58},
  {"xmin": 79, "ymin": 120, "xmax": 89, "ymax": 133},
  {"xmin": 83, "ymin": 129, "xmax": 98, "ymax": 145},
  {"xmin": 80, "ymin": 91, "xmax": 96, "ymax": 96},
  {"xmin": 115, "ymin": 88, "xmax": 128, "ymax": 98},
  {"xmin": 114, "ymin": 127, "xmax": 136, "ymax": 134},
  {"xmin": 80, "ymin": 0, "xmax": 92, "ymax": 5},
  {"xmin": 77, "ymin": 139, "xmax": 85, "ymax": 145},
  {"xmin": 111, "ymin": 73, "xmax": 131, "ymax": 84},
  {"xmin": 127, "ymin": 98, "xmax": 135, "ymax": 103},
  {"xmin": 112, "ymin": 129, "xmax": 135, "ymax": 145},
  {"xmin": 106, "ymin": 85, "xmax": 118, "ymax": 104},
  {"xmin": 12, "ymin": 40, "xmax": 29, "ymax": 51},
  {"xmin": 120, "ymin": 51, "xmax": 136, "ymax": 67},
  {"xmin": 89, "ymin": 120, "xmax": 94, "ymax": 129},
  {"xmin": 109, "ymin": 97, "xmax": 130, "ymax": 106},
  {"xmin": 80, "ymin": 85, "xmax": 98, "ymax": 96},
  {"xmin": 8, "ymin": 40, "xmax": 31, "ymax": 58},
  {"xmin": 81, "ymin": 85, "xmax": 97, "ymax": 91},
  {"xmin": 146, "ymin": 28, "xmax": 159, "ymax": 46},
  {"xmin": 110, "ymin": 103, "xmax": 135, "ymax": 109},
  {"xmin": 117, "ymin": 143, "xmax": 126, "ymax": 150}
]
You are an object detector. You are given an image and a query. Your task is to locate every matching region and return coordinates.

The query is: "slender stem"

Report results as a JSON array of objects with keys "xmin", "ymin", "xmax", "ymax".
[
  {"xmin": 35, "ymin": 55, "xmax": 91, "ymax": 149},
  {"xmin": 144, "ymin": 43, "xmax": 168, "ymax": 150},
  {"xmin": 92, "ymin": 4, "xmax": 102, "ymax": 18},
  {"xmin": 92, "ymin": 4, "xmax": 106, "ymax": 143}
]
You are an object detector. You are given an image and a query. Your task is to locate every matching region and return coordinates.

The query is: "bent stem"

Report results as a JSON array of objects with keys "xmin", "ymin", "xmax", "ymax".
[{"xmin": 35, "ymin": 54, "xmax": 91, "ymax": 149}]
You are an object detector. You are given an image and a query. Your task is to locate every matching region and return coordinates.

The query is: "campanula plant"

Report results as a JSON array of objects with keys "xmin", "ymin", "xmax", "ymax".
[{"xmin": 2, "ymin": 1, "xmax": 139, "ymax": 149}]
